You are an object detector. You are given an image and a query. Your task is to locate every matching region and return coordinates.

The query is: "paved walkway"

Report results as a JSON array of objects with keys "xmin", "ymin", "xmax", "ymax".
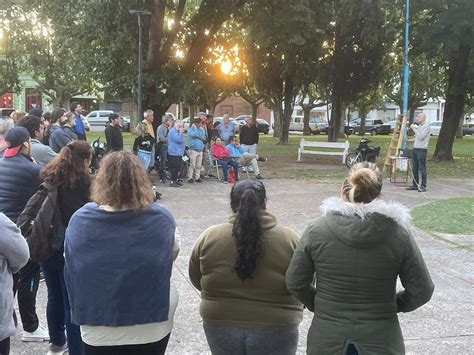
[{"xmin": 11, "ymin": 178, "xmax": 474, "ymax": 354}]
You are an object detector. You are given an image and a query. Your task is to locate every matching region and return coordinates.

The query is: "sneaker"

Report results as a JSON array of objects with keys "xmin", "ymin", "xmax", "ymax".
[
  {"xmin": 207, "ymin": 173, "xmax": 217, "ymax": 178},
  {"xmin": 257, "ymin": 156, "xmax": 268, "ymax": 162},
  {"xmin": 160, "ymin": 179, "xmax": 167, "ymax": 184},
  {"xmin": 419, "ymin": 187, "xmax": 426, "ymax": 192},
  {"xmin": 188, "ymin": 178, "xmax": 194, "ymax": 183},
  {"xmin": 21, "ymin": 325, "xmax": 49, "ymax": 342},
  {"xmin": 169, "ymin": 181, "xmax": 182, "ymax": 188},
  {"xmin": 406, "ymin": 186, "xmax": 418, "ymax": 191},
  {"xmin": 255, "ymin": 174, "xmax": 265, "ymax": 180},
  {"xmin": 195, "ymin": 178, "xmax": 203, "ymax": 183},
  {"xmin": 223, "ymin": 179, "xmax": 229, "ymax": 184},
  {"xmin": 47, "ymin": 343, "xmax": 68, "ymax": 354}
]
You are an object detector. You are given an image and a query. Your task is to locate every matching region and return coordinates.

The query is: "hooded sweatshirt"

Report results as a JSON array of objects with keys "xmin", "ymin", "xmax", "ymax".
[
  {"xmin": 189, "ymin": 211, "xmax": 303, "ymax": 329},
  {"xmin": 286, "ymin": 197, "xmax": 434, "ymax": 355}
]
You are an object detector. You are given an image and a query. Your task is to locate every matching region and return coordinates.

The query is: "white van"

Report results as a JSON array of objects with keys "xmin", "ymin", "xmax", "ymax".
[{"xmin": 289, "ymin": 116, "xmax": 328, "ymax": 134}]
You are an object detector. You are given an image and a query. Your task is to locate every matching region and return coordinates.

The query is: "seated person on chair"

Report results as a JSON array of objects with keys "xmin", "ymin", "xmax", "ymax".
[
  {"xmin": 211, "ymin": 137, "xmax": 240, "ymax": 183},
  {"xmin": 226, "ymin": 136, "xmax": 266, "ymax": 180}
]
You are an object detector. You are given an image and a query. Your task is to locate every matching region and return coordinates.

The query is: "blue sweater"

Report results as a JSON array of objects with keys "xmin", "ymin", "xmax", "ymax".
[
  {"xmin": 226, "ymin": 143, "xmax": 244, "ymax": 158},
  {"xmin": 218, "ymin": 122, "xmax": 235, "ymax": 141},
  {"xmin": 64, "ymin": 202, "xmax": 175, "ymax": 326},
  {"xmin": 188, "ymin": 126, "xmax": 206, "ymax": 152},
  {"xmin": 167, "ymin": 127, "xmax": 185, "ymax": 156}
]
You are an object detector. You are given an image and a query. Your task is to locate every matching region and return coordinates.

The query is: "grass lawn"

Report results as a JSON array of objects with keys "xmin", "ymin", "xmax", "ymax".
[
  {"xmin": 87, "ymin": 131, "xmax": 474, "ymax": 181},
  {"xmin": 411, "ymin": 197, "xmax": 474, "ymax": 236}
]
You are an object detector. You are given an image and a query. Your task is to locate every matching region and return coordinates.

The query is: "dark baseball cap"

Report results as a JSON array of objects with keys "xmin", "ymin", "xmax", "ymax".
[{"xmin": 3, "ymin": 126, "xmax": 30, "ymax": 158}]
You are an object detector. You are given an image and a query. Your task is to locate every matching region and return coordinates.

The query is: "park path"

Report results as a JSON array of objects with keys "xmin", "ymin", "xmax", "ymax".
[{"xmin": 11, "ymin": 178, "xmax": 474, "ymax": 354}]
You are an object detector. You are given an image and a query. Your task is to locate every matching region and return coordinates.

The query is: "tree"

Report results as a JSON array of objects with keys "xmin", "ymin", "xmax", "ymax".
[
  {"xmin": 243, "ymin": 0, "xmax": 330, "ymax": 144},
  {"xmin": 0, "ymin": 5, "xmax": 22, "ymax": 96},
  {"xmin": 238, "ymin": 81, "xmax": 265, "ymax": 122},
  {"xmin": 327, "ymin": 0, "xmax": 396, "ymax": 142},
  {"xmin": 415, "ymin": 0, "xmax": 474, "ymax": 160},
  {"xmin": 22, "ymin": 0, "xmax": 246, "ymax": 128},
  {"xmin": 298, "ymin": 83, "xmax": 327, "ymax": 135}
]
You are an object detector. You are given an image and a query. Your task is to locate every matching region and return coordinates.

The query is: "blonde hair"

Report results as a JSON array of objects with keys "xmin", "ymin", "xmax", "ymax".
[
  {"xmin": 10, "ymin": 111, "xmax": 26, "ymax": 123},
  {"xmin": 341, "ymin": 162, "xmax": 382, "ymax": 203},
  {"xmin": 91, "ymin": 151, "xmax": 154, "ymax": 210}
]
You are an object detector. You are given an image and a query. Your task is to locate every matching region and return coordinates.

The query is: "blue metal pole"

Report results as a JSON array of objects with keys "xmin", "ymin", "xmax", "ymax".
[{"xmin": 401, "ymin": 0, "xmax": 410, "ymax": 150}]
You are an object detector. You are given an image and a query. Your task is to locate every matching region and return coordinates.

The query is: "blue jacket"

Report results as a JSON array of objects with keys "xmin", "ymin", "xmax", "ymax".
[
  {"xmin": 167, "ymin": 127, "xmax": 185, "ymax": 156},
  {"xmin": 49, "ymin": 125, "xmax": 77, "ymax": 153},
  {"xmin": 64, "ymin": 202, "xmax": 176, "ymax": 326},
  {"xmin": 226, "ymin": 143, "xmax": 244, "ymax": 158},
  {"xmin": 188, "ymin": 126, "xmax": 206, "ymax": 152},
  {"xmin": 0, "ymin": 154, "xmax": 42, "ymax": 222}
]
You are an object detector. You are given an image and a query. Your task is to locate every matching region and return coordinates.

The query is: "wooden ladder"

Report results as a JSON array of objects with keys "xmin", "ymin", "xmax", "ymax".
[{"xmin": 382, "ymin": 114, "xmax": 406, "ymax": 173}]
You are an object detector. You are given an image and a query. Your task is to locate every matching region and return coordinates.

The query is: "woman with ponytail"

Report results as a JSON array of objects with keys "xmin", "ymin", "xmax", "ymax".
[
  {"xmin": 189, "ymin": 179, "xmax": 303, "ymax": 355},
  {"xmin": 286, "ymin": 162, "xmax": 434, "ymax": 355},
  {"xmin": 40, "ymin": 140, "xmax": 92, "ymax": 355}
]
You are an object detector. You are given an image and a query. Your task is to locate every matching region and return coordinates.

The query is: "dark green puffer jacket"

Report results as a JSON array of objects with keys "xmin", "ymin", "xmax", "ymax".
[{"xmin": 286, "ymin": 197, "xmax": 434, "ymax": 355}]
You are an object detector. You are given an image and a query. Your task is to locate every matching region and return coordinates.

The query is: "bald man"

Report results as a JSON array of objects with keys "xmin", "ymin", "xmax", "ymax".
[{"xmin": 407, "ymin": 113, "xmax": 430, "ymax": 192}]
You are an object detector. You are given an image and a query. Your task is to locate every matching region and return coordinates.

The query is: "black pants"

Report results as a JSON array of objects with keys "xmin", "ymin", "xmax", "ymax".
[
  {"xmin": 412, "ymin": 148, "xmax": 427, "ymax": 188},
  {"xmin": 0, "ymin": 337, "xmax": 10, "ymax": 355},
  {"xmin": 83, "ymin": 333, "xmax": 170, "ymax": 355},
  {"xmin": 168, "ymin": 155, "xmax": 182, "ymax": 181},
  {"xmin": 12, "ymin": 260, "xmax": 40, "ymax": 332}
]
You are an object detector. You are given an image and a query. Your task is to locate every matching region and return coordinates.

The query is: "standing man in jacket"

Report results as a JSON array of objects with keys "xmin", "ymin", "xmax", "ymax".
[
  {"xmin": 105, "ymin": 113, "xmax": 124, "ymax": 152},
  {"xmin": 141, "ymin": 109, "xmax": 156, "ymax": 173},
  {"xmin": 156, "ymin": 114, "xmax": 173, "ymax": 183},
  {"xmin": 407, "ymin": 113, "xmax": 430, "ymax": 192},
  {"xmin": 239, "ymin": 115, "xmax": 259, "ymax": 155},
  {"xmin": 17, "ymin": 115, "xmax": 57, "ymax": 164},
  {"xmin": 70, "ymin": 102, "xmax": 89, "ymax": 141},
  {"xmin": 0, "ymin": 127, "xmax": 49, "ymax": 342},
  {"xmin": 0, "ymin": 117, "xmax": 14, "ymax": 158}
]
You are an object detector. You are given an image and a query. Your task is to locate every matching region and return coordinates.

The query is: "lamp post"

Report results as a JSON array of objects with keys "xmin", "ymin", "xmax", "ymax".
[
  {"xmin": 401, "ymin": 0, "xmax": 410, "ymax": 150},
  {"xmin": 129, "ymin": 9, "xmax": 151, "ymax": 124}
]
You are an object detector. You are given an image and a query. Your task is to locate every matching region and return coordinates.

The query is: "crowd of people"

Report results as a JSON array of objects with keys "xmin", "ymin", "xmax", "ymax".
[
  {"xmin": 134, "ymin": 111, "xmax": 266, "ymax": 186},
  {"xmin": 0, "ymin": 105, "xmax": 435, "ymax": 355}
]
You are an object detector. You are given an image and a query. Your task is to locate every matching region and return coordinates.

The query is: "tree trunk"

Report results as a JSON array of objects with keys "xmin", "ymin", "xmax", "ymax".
[
  {"xmin": 329, "ymin": 94, "xmax": 342, "ymax": 142},
  {"xmin": 251, "ymin": 103, "xmax": 258, "ymax": 122},
  {"xmin": 433, "ymin": 46, "xmax": 471, "ymax": 161},
  {"xmin": 272, "ymin": 101, "xmax": 282, "ymax": 138},
  {"xmin": 278, "ymin": 78, "xmax": 295, "ymax": 145},
  {"xmin": 359, "ymin": 106, "xmax": 368, "ymax": 136},
  {"xmin": 408, "ymin": 106, "xmax": 416, "ymax": 125},
  {"xmin": 302, "ymin": 106, "xmax": 312, "ymax": 135}
]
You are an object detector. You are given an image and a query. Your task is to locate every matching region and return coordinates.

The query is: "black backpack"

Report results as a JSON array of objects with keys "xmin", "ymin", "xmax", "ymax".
[{"xmin": 16, "ymin": 182, "xmax": 64, "ymax": 262}]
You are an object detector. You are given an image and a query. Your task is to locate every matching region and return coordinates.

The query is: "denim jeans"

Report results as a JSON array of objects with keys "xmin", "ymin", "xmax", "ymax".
[
  {"xmin": 412, "ymin": 148, "xmax": 427, "ymax": 188},
  {"xmin": 217, "ymin": 158, "xmax": 239, "ymax": 180},
  {"xmin": 203, "ymin": 324, "xmax": 298, "ymax": 355},
  {"xmin": 41, "ymin": 251, "xmax": 83, "ymax": 355},
  {"xmin": 0, "ymin": 337, "xmax": 9, "ymax": 355},
  {"xmin": 240, "ymin": 144, "xmax": 257, "ymax": 155}
]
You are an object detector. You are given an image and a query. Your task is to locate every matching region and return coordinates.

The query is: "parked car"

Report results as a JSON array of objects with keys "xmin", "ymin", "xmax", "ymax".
[
  {"xmin": 429, "ymin": 121, "xmax": 442, "ymax": 136},
  {"xmin": 0, "ymin": 108, "xmax": 15, "ymax": 118},
  {"xmin": 352, "ymin": 119, "xmax": 391, "ymax": 135},
  {"xmin": 462, "ymin": 123, "xmax": 474, "ymax": 136},
  {"xmin": 85, "ymin": 110, "xmax": 130, "ymax": 132},
  {"xmin": 289, "ymin": 115, "xmax": 328, "ymax": 135}
]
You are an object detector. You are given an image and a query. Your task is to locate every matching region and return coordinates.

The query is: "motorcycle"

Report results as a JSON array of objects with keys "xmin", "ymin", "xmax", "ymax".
[
  {"xmin": 90, "ymin": 137, "xmax": 107, "ymax": 174},
  {"xmin": 345, "ymin": 138, "xmax": 380, "ymax": 168}
]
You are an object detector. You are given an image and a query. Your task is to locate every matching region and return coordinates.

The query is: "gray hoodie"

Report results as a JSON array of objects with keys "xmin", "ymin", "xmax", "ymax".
[{"xmin": 0, "ymin": 213, "xmax": 30, "ymax": 341}]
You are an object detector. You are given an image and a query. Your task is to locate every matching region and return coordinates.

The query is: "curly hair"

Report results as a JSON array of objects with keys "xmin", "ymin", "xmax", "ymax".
[
  {"xmin": 91, "ymin": 150, "xmax": 154, "ymax": 210},
  {"xmin": 41, "ymin": 140, "xmax": 91, "ymax": 188},
  {"xmin": 230, "ymin": 179, "xmax": 267, "ymax": 281}
]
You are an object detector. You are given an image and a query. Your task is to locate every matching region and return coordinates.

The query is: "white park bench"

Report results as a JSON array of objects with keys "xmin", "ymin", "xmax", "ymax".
[{"xmin": 297, "ymin": 139, "xmax": 350, "ymax": 164}]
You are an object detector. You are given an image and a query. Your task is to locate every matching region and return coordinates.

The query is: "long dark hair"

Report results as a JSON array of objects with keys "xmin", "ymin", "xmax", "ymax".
[
  {"xmin": 230, "ymin": 179, "xmax": 267, "ymax": 281},
  {"xmin": 41, "ymin": 140, "xmax": 91, "ymax": 188}
]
